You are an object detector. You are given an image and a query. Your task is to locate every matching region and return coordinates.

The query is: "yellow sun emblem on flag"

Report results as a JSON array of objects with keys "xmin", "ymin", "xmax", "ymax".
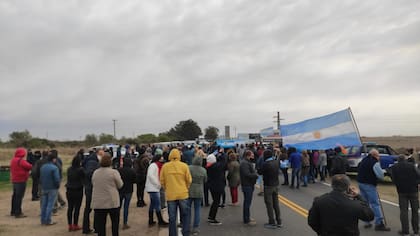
[{"xmin": 313, "ymin": 131, "xmax": 321, "ymax": 139}]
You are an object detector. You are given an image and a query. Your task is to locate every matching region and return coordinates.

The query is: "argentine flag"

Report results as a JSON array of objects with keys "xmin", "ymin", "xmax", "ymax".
[{"xmin": 281, "ymin": 108, "xmax": 362, "ymax": 150}]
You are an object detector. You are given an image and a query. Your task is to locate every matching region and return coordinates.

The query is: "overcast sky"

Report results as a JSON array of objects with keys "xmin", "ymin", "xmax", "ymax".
[{"xmin": 1, "ymin": 0, "xmax": 419, "ymax": 141}]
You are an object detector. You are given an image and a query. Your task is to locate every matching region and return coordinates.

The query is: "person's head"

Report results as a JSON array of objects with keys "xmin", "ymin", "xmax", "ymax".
[
  {"xmin": 47, "ymin": 152, "xmax": 57, "ymax": 162},
  {"xmin": 369, "ymin": 149, "xmax": 380, "ymax": 160},
  {"xmin": 263, "ymin": 149, "xmax": 273, "ymax": 160},
  {"xmin": 97, "ymin": 149, "xmax": 105, "ymax": 157},
  {"xmin": 71, "ymin": 156, "xmax": 81, "ymax": 168},
  {"xmin": 14, "ymin": 147, "xmax": 26, "ymax": 158},
  {"xmin": 152, "ymin": 149, "xmax": 163, "ymax": 163},
  {"xmin": 229, "ymin": 152, "xmax": 237, "ymax": 162},
  {"xmin": 168, "ymin": 149, "xmax": 181, "ymax": 161},
  {"xmin": 334, "ymin": 146, "xmax": 342, "ymax": 154},
  {"xmin": 100, "ymin": 153, "xmax": 112, "ymax": 167},
  {"xmin": 243, "ymin": 150, "xmax": 254, "ymax": 160},
  {"xmin": 331, "ymin": 174, "xmax": 351, "ymax": 193},
  {"xmin": 398, "ymin": 154, "xmax": 407, "ymax": 162}
]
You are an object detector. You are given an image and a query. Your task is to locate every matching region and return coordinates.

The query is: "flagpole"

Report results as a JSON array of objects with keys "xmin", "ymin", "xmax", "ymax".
[{"xmin": 348, "ymin": 107, "xmax": 363, "ymax": 145}]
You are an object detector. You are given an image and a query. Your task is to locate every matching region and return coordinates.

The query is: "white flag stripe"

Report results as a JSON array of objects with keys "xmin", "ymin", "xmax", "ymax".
[{"xmin": 283, "ymin": 121, "xmax": 356, "ymax": 145}]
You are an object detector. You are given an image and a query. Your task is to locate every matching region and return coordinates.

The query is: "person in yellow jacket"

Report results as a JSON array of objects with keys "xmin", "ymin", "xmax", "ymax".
[{"xmin": 160, "ymin": 148, "xmax": 192, "ymax": 236}]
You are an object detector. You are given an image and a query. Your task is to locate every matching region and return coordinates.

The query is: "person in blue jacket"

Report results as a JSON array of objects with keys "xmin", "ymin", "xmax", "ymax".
[{"xmin": 40, "ymin": 152, "xmax": 61, "ymax": 225}]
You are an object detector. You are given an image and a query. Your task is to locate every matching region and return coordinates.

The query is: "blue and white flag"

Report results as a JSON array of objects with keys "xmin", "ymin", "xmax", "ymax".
[
  {"xmin": 281, "ymin": 108, "xmax": 362, "ymax": 150},
  {"xmin": 260, "ymin": 127, "xmax": 275, "ymax": 137}
]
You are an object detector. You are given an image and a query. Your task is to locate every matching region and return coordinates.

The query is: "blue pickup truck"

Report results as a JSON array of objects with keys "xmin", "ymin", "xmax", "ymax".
[{"xmin": 344, "ymin": 142, "xmax": 399, "ymax": 173}]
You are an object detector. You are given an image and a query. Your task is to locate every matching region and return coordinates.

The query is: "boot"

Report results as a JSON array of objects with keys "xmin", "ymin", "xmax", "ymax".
[
  {"xmin": 156, "ymin": 211, "xmax": 169, "ymax": 226},
  {"xmin": 148, "ymin": 211, "xmax": 156, "ymax": 226}
]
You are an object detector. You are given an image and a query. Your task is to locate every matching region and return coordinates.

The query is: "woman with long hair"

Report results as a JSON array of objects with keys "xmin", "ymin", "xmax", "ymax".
[{"xmin": 65, "ymin": 155, "xmax": 84, "ymax": 231}]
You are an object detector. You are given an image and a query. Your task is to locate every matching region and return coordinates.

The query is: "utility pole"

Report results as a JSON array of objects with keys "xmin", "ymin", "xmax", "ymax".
[
  {"xmin": 112, "ymin": 119, "xmax": 117, "ymax": 139},
  {"xmin": 273, "ymin": 111, "xmax": 285, "ymax": 136}
]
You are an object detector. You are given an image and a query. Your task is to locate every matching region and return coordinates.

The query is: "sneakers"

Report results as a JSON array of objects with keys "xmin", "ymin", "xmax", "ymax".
[
  {"xmin": 191, "ymin": 228, "xmax": 200, "ymax": 235},
  {"xmin": 374, "ymin": 223, "xmax": 391, "ymax": 231},
  {"xmin": 208, "ymin": 219, "xmax": 222, "ymax": 226},
  {"xmin": 244, "ymin": 220, "xmax": 256, "ymax": 226},
  {"xmin": 264, "ymin": 223, "xmax": 278, "ymax": 229},
  {"xmin": 43, "ymin": 222, "xmax": 57, "ymax": 226}
]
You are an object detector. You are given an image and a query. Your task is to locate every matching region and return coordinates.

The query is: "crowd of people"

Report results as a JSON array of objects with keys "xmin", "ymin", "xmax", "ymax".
[{"xmin": 8, "ymin": 142, "xmax": 420, "ymax": 236}]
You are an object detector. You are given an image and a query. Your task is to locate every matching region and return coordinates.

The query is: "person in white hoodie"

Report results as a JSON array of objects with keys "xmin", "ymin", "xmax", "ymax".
[{"xmin": 145, "ymin": 149, "xmax": 169, "ymax": 227}]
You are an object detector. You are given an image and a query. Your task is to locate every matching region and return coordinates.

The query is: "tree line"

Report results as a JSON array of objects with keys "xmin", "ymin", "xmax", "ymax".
[{"xmin": 0, "ymin": 119, "xmax": 220, "ymax": 148}]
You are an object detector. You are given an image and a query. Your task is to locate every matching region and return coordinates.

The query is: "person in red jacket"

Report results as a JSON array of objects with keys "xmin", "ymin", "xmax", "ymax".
[{"xmin": 10, "ymin": 147, "xmax": 32, "ymax": 218}]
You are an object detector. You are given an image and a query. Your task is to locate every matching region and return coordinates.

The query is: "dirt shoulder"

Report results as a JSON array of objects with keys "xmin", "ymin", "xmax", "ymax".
[{"xmin": 0, "ymin": 186, "xmax": 163, "ymax": 236}]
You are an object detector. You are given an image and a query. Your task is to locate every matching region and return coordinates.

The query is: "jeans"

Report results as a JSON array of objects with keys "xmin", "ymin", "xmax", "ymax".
[
  {"xmin": 263, "ymin": 186, "xmax": 281, "ymax": 224},
  {"xmin": 188, "ymin": 198, "xmax": 202, "ymax": 228},
  {"xmin": 11, "ymin": 182, "xmax": 26, "ymax": 216},
  {"xmin": 66, "ymin": 189, "xmax": 83, "ymax": 225},
  {"xmin": 94, "ymin": 208, "xmax": 120, "ymax": 236},
  {"xmin": 291, "ymin": 167, "xmax": 301, "ymax": 187},
  {"xmin": 398, "ymin": 192, "xmax": 419, "ymax": 234},
  {"xmin": 148, "ymin": 192, "xmax": 161, "ymax": 213},
  {"xmin": 319, "ymin": 165, "xmax": 327, "ymax": 181},
  {"xmin": 168, "ymin": 199, "xmax": 190, "ymax": 236},
  {"xmin": 242, "ymin": 186, "xmax": 254, "ymax": 223},
  {"xmin": 41, "ymin": 189, "xmax": 58, "ymax": 224},
  {"xmin": 280, "ymin": 168, "xmax": 289, "ymax": 184},
  {"xmin": 120, "ymin": 192, "xmax": 132, "ymax": 225},
  {"xmin": 358, "ymin": 182, "xmax": 383, "ymax": 225}
]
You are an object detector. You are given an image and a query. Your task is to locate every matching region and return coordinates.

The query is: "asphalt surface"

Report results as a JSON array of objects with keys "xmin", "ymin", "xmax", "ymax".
[{"xmin": 193, "ymin": 178, "xmax": 403, "ymax": 236}]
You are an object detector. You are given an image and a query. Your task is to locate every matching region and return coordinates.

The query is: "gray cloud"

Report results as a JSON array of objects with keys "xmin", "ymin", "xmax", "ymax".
[{"xmin": 1, "ymin": 0, "xmax": 420, "ymax": 140}]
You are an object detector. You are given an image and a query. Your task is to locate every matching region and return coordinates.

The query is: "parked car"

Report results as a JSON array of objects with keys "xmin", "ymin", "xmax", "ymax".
[{"xmin": 345, "ymin": 142, "xmax": 398, "ymax": 174}]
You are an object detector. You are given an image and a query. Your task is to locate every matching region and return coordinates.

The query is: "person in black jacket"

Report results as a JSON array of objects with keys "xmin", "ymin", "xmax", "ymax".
[
  {"xmin": 30, "ymin": 150, "xmax": 42, "ymax": 201},
  {"xmin": 206, "ymin": 151, "xmax": 227, "ymax": 225},
  {"xmin": 66, "ymin": 155, "xmax": 85, "ymax": 231},
  {"xmin": 330, "ymin": 146, "xmax": 349, "ymax": 176},
  {"xmin": 82, "ymin": 150, "xmax": 99, "ymax": 234},
  {"xmin": 118, "ymin": 158, "xmax": 136, "ymax": 230},
  {"xmin": 308, "ymin": 174, "xmax": 374, "ymax": 236},
  {"xmin": 239, "ymin": 150, "xmax": 258, "ymax": 226},
  {"xmin": 257, "ymin": 149, "xmax": 282, "ymax": 229},
  {"xmin": 391, "ymin": 155, "xmax": 420, "ymax": 236}
]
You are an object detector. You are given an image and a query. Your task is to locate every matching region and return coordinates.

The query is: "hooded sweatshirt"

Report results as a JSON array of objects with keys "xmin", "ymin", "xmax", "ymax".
[
  {"xmin": 10, "ymin": 148, "xmax": 32, "ymax": 183},
  {"xmin": 160, "ymin": 149, "xmax": 192, "ymax": 201},
  {"xmin": 189, "ymin": 156, "xmax": 207, "ymax": 198}
]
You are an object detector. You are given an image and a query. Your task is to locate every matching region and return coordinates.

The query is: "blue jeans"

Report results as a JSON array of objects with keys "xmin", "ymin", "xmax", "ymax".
[
  {"xmin": 148, "ymin": 192, "xmax": 161, "ymax": 213},
  {"xmin": 242, "ymin": 186, "xmax": 254, "ymax": 223},
  {"xmin": 291, "ymin": 167, "xmax": 301, "ymax": 187},
  {"xmin": 41, "ymin": 189, "xmax": 58, "ymax": 224},
  {"xmin": 120, "ymin": 192, "xmax": 132, "ymax": 224},
  {"xmin": 188, "ymin": 198, "xmax": 201, "ymax": 228},
  {"xmin": 168, "ymin": 199, "xmax": 190, "ymax": 236},
  {"xmin": 358, "ymin": 182, "xmax": 383, "ymax": 225}
]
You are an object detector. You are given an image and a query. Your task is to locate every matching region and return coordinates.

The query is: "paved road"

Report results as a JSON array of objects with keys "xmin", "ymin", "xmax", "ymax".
[{"xmin": 194, "ymin": 180, "xmax": 402, "ymax": 236}]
